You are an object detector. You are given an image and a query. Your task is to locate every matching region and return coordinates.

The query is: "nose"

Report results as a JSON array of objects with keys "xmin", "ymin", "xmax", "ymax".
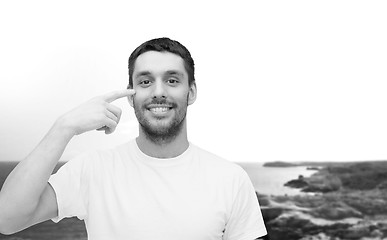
[{"xmin": 152, "ymin": 79, "xmax": 167, "ymax": 98}]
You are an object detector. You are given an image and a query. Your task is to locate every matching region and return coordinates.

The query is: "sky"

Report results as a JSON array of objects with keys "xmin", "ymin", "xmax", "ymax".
[{"xmin": 0, "ymin": 1, "xmax": 386, "ymax": 163}]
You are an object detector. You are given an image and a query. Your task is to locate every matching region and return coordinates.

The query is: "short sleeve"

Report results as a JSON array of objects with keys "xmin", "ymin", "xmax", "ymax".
[
  {"xmin": 48, "ymin": 153, "xmax": 91, "ymax": 223},
  {"xmin": 223, "ymin": 171, "xmax": 267, "ymax": 240}
]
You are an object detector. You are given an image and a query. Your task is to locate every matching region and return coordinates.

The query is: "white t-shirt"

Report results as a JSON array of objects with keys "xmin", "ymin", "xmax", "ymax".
[{"xmin": 49, "ymin": 140, "xmax": 267, "ymax": 240}]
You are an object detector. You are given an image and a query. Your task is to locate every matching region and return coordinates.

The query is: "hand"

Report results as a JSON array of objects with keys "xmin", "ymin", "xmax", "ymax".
[{"xmin": 57, "ymin": 89, "xmax": 135, "ymax": 136}]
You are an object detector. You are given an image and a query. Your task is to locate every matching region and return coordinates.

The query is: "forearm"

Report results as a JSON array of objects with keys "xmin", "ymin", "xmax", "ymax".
[
  {"xmin": 0, "ymin": 119, "xmax": 73, "ymax": 222},
  {"xmin": 0, "ymin": 89, "xmax": 131, "ymax": 233}
]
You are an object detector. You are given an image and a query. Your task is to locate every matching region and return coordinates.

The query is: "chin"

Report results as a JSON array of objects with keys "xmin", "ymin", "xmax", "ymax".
[
  {"xmin": 140, "ymin": 117, "xmax": 186, "ymax": 142},
  {"xmin": 146, "ymin": 122, "xmax": 177, "ymax": 135}
]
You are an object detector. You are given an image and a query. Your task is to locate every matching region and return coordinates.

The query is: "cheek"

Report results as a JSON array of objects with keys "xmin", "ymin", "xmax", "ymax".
[
  {"xmin": 132, "ymin": 89, "xmax": 147, "ymax": 102},
  {"xmin": 169, "ymin": 88, "xmax": 189, "ymax": 100},
  {"xmin": 132, "ymin": 96, "xmax": 142, "ymax": 108}
]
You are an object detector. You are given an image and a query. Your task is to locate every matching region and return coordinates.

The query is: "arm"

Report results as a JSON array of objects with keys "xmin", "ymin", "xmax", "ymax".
[
  {"xmin": 0, "ymin": 123, "xmax": 72, "ymax": 234},
  {"xmin": 0, "ymin": 89, "xmax": 135, "ymax": 234}
]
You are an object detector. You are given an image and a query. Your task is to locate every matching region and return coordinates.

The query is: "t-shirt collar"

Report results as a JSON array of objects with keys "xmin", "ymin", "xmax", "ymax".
[{"xmin": 131, "ymin": 139, "xmax": 193, "ymax": 167}]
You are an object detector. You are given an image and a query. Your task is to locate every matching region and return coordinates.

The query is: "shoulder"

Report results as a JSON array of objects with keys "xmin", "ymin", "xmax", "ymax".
[
  {"xmin": 190, "ymin": 143, "xmax": 248, "ymax": 180},
  {"xmin": 61, "ymin": 141, "xmax": 132, "ymax": 171}
]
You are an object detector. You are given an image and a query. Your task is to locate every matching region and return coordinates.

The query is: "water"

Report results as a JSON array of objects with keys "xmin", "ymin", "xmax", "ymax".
[
  {"xmin": 238, "ymin": 162, "xmax": 317, "ymax": 195},
  {"xmin": 0, "ymin": 161, "xmax": 313, "ymax": 239}
]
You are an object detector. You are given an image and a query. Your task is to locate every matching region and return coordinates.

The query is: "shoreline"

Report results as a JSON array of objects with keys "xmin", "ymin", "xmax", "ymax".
[{"xmin": 260, "ymin": 161, "xmax": 387, "ymax": 240}]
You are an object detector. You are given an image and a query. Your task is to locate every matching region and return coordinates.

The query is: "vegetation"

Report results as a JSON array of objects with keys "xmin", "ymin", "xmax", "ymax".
[
  {"xmin": 327, "ymin": 162, "xmax": 387, "ymax": 190},
  {"xmin": 262, "ymin": 160, "xmax": 387, "ymax": 240},
  {"xmin": 281, "ymin": 161, "xmax": 387, "ymax": 193}
]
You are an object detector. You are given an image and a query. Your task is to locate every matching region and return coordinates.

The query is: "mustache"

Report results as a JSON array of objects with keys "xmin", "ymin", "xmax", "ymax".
[{"xmin": 142, "ymin": 98, "xmax": 178, "ymax": 108}]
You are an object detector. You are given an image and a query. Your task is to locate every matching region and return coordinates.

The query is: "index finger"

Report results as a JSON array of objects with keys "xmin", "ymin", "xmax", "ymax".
[{"xmin": 103, "ymin": 89, "xmax": 136, "ymax": 103}]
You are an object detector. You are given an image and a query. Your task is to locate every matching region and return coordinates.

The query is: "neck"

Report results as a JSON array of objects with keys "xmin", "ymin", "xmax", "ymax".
[{"xmin": 136, "ymin": 121, "xmax": 189, "ymax": 159}]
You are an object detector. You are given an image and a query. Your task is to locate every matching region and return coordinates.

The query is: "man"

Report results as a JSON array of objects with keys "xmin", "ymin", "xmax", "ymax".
[{"xmin": 0, "ymin": 38, "xmax": 267, "ymax": 239}]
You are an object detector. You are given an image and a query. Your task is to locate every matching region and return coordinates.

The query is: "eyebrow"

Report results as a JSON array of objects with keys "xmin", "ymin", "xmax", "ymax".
[
  {"xmin": 165, "ymin": 70, "xmax": 184, "ymax": 77},
  {"xmin": 134, "ymin": 70, "xmax": 184, "ymax": 78},
  {"xmin": 134, "ymin": 71, "xmax": 152, "ymax": 78}
]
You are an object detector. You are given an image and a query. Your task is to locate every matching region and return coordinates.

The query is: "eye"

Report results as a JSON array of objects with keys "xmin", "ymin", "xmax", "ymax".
[
  {"xmin": 167, "ymin": 78, "xmax": 179, "ymax": 85},
  {"xmin": 139, "ymin": 79, "xmax": 151, "ymax": 87}
]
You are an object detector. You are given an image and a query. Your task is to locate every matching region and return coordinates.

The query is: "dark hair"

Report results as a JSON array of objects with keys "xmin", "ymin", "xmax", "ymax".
[{"xmin": 128, "ymin": 37, "xmax": 195, "ymax": 89}]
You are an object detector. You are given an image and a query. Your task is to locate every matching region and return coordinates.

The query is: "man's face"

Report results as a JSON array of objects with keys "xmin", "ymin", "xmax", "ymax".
[{"xmin": 130, "ymin": 51, "xmax": 196, "ymax": 140}]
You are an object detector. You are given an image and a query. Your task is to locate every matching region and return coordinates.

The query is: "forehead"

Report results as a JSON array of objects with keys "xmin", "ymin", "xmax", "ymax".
[{"xmin": 133, "ymin": 51, "xmax": 187, "ymax": 77}]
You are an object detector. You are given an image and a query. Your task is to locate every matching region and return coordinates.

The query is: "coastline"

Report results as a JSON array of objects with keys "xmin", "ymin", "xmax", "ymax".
[
  {"xmin": 238, "ymin": 162, "xmax": 318, "ymax": 196},
  {"xmin": 260, "ymin": 160, "xmax": 387, "ymax": 240}
]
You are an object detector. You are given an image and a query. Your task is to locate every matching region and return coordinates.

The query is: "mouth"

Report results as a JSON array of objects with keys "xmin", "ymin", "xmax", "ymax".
[{"xmin": 146, "ymin": 104, "xmax": 174, "ymax": 114}]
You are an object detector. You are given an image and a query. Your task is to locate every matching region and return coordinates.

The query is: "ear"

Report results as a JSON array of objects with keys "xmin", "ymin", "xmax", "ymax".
[{"xmin": 188, "ymin": 82, "xmax": 197, "ymax": 105}]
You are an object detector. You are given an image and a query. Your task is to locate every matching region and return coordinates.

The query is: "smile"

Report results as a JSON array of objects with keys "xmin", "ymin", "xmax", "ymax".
[
  {"xmin": 150, "ymin": 107, "xmax": 170, "ymax": 113},
  {"xmin": 146, "ymin": 104, "xmax": 174, "ymax": 114}
]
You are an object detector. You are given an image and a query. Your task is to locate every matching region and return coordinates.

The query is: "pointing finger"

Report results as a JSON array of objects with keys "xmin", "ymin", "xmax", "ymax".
[
  {"xmin": 103, "ymin": 89, "xmax": 135, "ymax": 103},
  {"xmin": 106, "ymin": 104, "xmax": 122, "ymax": 122}
]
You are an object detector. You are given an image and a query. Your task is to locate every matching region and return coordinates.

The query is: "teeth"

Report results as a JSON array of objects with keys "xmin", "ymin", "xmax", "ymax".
[{"xmin": 150, "ymin": 107, "xmax": 169, "ymax": 113}]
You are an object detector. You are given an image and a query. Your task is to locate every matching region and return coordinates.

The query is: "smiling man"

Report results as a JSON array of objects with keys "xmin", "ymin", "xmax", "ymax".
[
  {"xmin": 0, "ymin": 38, "xmax": 267, "ymax": 240},
  {"xmin": 130, "ymin": 50, "xmax": 195, "ymax": 151}
]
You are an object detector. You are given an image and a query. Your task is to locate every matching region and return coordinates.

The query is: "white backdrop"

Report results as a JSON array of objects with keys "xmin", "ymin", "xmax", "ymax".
[{"xmin": 1, "ymin": 1, "xmax": 386, "ymax": 162}]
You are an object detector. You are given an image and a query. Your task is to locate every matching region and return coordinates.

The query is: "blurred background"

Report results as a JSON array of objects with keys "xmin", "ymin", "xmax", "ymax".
[{"xmin": 1, "ymin": 1, "xmax": 387, "ymax": 240}]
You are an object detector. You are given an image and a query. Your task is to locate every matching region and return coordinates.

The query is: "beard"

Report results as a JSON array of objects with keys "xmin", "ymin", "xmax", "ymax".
[{"xmin": 133, "ymin": 96, "xmax": 188, "ymax": 144}]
